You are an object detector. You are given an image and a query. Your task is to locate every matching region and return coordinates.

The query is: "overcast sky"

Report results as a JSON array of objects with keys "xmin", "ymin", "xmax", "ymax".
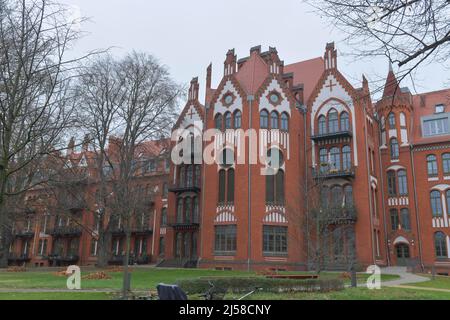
[{"xmin": 61, "ymin": 0, "xmax": 449, "ymax": 101}]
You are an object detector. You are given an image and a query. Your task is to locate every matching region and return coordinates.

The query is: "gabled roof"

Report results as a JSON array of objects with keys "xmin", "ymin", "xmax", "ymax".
[
  {"xmin": 284, "ymin": 57, "xmax": 324, "ymax": 102},
  {"xmin": 234, "ymin": 52, "xmax": 269, "ymax": 96}
]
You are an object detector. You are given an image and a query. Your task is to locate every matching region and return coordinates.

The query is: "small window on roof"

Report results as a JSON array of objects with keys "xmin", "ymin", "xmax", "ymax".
[{"xmin": 435, "ymin": 104, "xmax": 445, "ymax": 114}]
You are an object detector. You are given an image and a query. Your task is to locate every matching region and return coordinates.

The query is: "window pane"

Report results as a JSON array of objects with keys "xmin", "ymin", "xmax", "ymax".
[
  {"xmin": 328, "ymin": 110, "xmax": 338, "ymax": 133},
  {"xmin": 401, "ymin": 208, "xmax": 411, "ymax": 231},
  {"xmin": 263, "ymin": 226, "xmax": 287, "ymax": 254},
  {"xmin": 227, "ymin": 169, "xmax": 235, "ymax": 203}
]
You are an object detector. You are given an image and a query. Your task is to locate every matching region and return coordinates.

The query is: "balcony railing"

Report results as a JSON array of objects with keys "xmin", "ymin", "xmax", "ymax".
[
  {"xmin": 13, "ymin": 230, "xmax": 35, "ymax": 238},
  {"xmin": 311, "ymin": 130, "xmax": 353, "ymax": 142},
  {"xmin": 168, "ymin": 183, "xmax": 201, "ymax": 194},
  {"xmin": 318, "ymin": 206, "xmax": 357, "ymax": 225},
  {"xmin": 8, "ymin": 253, "xmax": 31, "ymax": 262},
  {"xmin": 49, "ymin": 226, "xmax": 82, "ymax": 237},
  {"xmin": 169, "ymin": 217, "xmax": 200, "ymax": 230},
  {"xmin": 131, "ymin": 226, "xmax": 153, "ymax": 235},
  {"xmin": 48, "ymin": 254, "xmax": 79, "ymax": 263},
  {"xmin": 313, "ymin": 166, "xmax": 355, "ymax": 179}
]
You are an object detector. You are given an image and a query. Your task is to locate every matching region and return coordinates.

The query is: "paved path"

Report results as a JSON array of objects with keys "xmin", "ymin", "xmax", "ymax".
[{"xmin": 379, "ymin": 267, "xmax": 429, "ymax": 287}]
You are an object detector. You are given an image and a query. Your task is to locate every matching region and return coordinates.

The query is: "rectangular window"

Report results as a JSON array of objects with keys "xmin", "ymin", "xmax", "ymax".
[
  {"xmin": 90, "ymin": 239, "xmax": 98, "ymax": 256},
  {"xmin": 422, "ymin": 117, "xmax": 450, "ymax": 137},
  {"xmin": 390, "ymin": 209, "xmax": 399, "ymax": 231},
  {"xmin": 214, "ymin": 225, "xmax": 237, "ymax": 254},
  {"xmin": 263, "ymin": 226, "xmax": 288, "ymax": 255}
]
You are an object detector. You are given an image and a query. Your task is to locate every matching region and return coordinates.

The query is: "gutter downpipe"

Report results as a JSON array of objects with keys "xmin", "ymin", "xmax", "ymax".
[
  {"xmin": 375, "ymin": 117, "xmax": 391, "ymax": 266},
  {"xmin": 409, "ymin": 144, "xmax": 425, "ymax": 271}
]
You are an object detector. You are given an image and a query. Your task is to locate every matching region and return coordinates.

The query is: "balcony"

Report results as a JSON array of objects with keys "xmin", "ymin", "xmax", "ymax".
[
  {"xmin": 49, "ymin": 226, "xmax": 82, "ymax": 238},
  {"xmin": 168, "ymin": 183, "xmax": 201, "ymax": 194},
  {"xmin": 313, "ymin": 167, "xmax": 355, "ymax": 180},
  {"xmin": 318, "ymin": 206, "xmax": 357, "ymax": 225},
  {"xmin": 131, "ymin": 226, "xmax": 153, "ymax": 236},
  {"xmin": 169, "ymin": 218, "xmax": 200, "ymax": 231},
  {"xmin": 110, "ymin": 227, "xmax": 126, "ymax": 236},
  {"xmin": 13, "ymin": 230, "xmax": 35, "ymax": 239},
  {"xmin": 108, "ymin": 254, "xmax": 125, "ymax": 265},
  {"xmin": 8, "ymin": 253, "xmax": 31, "ymax": 263},
  {"xmin": 311, "ymin": 130, "xmax": 353, "ymax": 143},
  {"xmin": 48, "ymin": 254, "xmax": 79, "ymax": 264}
]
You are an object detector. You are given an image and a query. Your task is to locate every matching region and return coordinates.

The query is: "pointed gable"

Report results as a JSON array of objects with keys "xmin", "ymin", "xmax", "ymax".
[{"xmin": 235, "ymin": 49, "xmax": 269, "ymax": 96}]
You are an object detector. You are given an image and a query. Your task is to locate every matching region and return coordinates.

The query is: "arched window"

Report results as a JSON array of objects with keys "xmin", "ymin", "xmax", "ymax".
[
  {"xmin": 388, "ymin": 112, "xmax": 396, "ymax": 129},
  {"xmin": 175, "ymin": 233, "xmax": 182, "ymax": 257},
  {"xmin": 224, "ymin": 112, "xmax": 232, "ymax": 129},
  {"xmin": 179, "ymin": 166, "xmax": 185, "ymax": 187},
  {"xmin": 161, "ymin": 207, "xmax": 167, "ymax": 225},
  {"xmin": 331, "ymin": 186, "xmax": 343, "ymax": 208},
  {"xmin": 344, "ymin": 185, "xmax": 353, "ymax": 207},
  {"xmin": 186, "ymin": 165, "xmax": 193, "ymax": 187},
  {"xmin": 275, "ymin": 169, "xmax": 285, "ymax": 204},
  {"xmin": 215, "ymin": 114, "xmax": 223, "ymax": 130},
  {"xmin": 330, "ymin": 147, "xmax": 341, "ymax": 170},
  {"xmin": 176, "ymin": 199, "xmax": 183, "ymax": 223},
  {"xmin": 387, "ymin": 170, "xmax": 397, "ymax": 196},
  {"xmin": 266, "ymin": 174, "xmax": 274, "ymax": 204},
  {"xmin": 398, "ymin": 170, "xmax": 408, "ymax": 195},
  {"xmin": 234, "ymin": 110, "xmax": 242, "ymax": 129},
  {"xmin": 318, "ymin": 115, "xmax": 327, "ymax": 135},
  {"xmin": 218, "ymin": 170, "xmax": 226, "ymax": 203},
  {"xmin": 227, "ymin": 169, "xmax": 235, "ymax": 203},
  {"xmin": 319, "ymin": 148, "xmax": 328, "ymax": 173},
  {"xmin": 260, "ymin": 110, "xmax": 269, "ymax": 129},
  {"xmin": 219, "ymin": 148, "xmax": 234, "ymax": 168},
  {"xmin": 443, "ymin": 153, "xmax": 450, "ymax": 175},
  {"xmin": 195, "ymin": 165, "xmax": 201, "ymax": 187},
  {"xmin": 390, "ymin": 209, "xmax": 399, "ymax": 230},
  {"xmin": 267, "ymin": 148, "xmax": 284, "ymax": 171},
  {"xmin": 390, "ymin": 138, "xmax": 399, "ymax": 159},
  {"xmin": 320, "ymin": 187, "xmax": 329, "ymax": 208},
  {"xmin": 430, "ymin": 190, "xmax": 443, "ymax": 217},
  {"xmin": 184, "ymin": 197, "xmax": 192, "ymax": 223},
  {"xmin": 281, "ymin": 112, "xmax": 289, "ymax": 131},
  {"xmin": 400, "ymin": 208, "xmax": 411, "ymax": 231},
  {"xmin": 342, "ymin": 145, "xmax": 351, "ymax": 170},
  {"xmin": 328, "ymin": 109, "xmax": 339, "ymax": 133},
  {"xmin": 193, "ymin": 197, "xmax": 199, "ymax": 223},
  {"xmin": 270, "ymin": 111, "xmax": 279, "ymax": 129},
  {"xmin": 266, "ymin": 169, "xmax": 285, "ymax": 205},
  {"xmin": 435, "ymin": 232, "xmax": 448, "ymax": 258},
  {"xmin": 447, "ymin": 190, "xmax": 450, "ymax": 216},
  {"xmin": 340, "ymin": 112, "xmax": 350, "ymax": 131},
  {"xmin": 427, "ymin": 155, "xmax": 438, "ymax": 176}
]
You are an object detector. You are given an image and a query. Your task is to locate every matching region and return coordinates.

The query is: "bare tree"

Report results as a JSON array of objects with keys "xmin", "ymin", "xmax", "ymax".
[
  {"xmin": 302, "ymin": 166, "xmax": 357, "ymax": 273},
  {"xmin": 304, "ymin": 0, "xmax": 450, "ymax": 84},
  {"xmin": 76, "ymin": 52, "xmax": 182, "ymax": 297},
  {"xmin": 0, "ymin": 0, "xmax": 92, "ymax": 267}
]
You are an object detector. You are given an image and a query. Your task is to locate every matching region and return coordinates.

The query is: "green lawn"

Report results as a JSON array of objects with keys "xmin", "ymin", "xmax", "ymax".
[
  {"xmin": 4, "ymin": 268, "xmax": 433, "ymax": 300},
  {"xmin": 241, "ymin": 287, "xmax": 450, "ymax": 300},
  {"xmin": 0, "ymin": 268, "xmax": 399, "ymax": 290},
  {"xmin": 404, "ymin": 275, "xmax": 450, "ymax": 290},
  {"xmin": 0, "ymin": 292, "xmax": 113, "ymax": 300}
]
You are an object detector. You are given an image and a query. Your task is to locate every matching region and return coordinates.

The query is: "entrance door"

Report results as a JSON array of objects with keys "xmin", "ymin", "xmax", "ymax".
[{"xmin": 396, "ymin": 244, "xmax": 410, "ymax": 266}]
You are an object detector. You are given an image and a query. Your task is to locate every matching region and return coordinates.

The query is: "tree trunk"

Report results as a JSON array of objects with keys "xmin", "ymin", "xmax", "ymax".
[
  {"xmin": 122, "ymin": 230, "xmax": 132, "ymax": 299},
  {"xmin": 96, "ymin": 229, "xmax": 111, "ymax": 268}
]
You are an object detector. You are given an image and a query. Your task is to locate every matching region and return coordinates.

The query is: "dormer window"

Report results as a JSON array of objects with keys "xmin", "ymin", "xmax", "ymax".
[{"xmin": 435, "ymin": 104, "xmax": 445, "ymax": 114}]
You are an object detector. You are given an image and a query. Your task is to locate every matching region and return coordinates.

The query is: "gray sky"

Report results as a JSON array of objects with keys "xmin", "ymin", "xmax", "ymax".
[{"xmin": 61, "ymin": 0, "xmax": 449, "ymax": 101}]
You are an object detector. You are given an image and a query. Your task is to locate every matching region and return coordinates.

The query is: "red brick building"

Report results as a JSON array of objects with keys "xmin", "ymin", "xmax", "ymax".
[
  {"xmin": 161, "ymin": 43, "xmax": 450, "ymax": 273},
  {"xmin": 8, "ymin": 44, "xmax": 450, "ymax": 274},
  {"xmin": 7, "ymin": 137, "xmax": 170, "ymax": 267}
]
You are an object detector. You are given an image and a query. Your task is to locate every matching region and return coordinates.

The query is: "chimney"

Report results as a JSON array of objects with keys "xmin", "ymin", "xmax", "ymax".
[
  {"xmin": 67, "ymin": 137, "xmax": 75, "ymax": 156},
  {"xmin": 324, "ymin": 42, "xmax": 337, "ymax": 70},
  {"xmin": 82, "ymin": 134, "xmax": 90, "ymax": 152},
  {"xmin": 224, "ymin": 49, "xmax": 237, "ymax": 76},
  {"xmin": 188, "ymin": 77, "xmax": 199, "ymax": 101},
  {"xmin": 206, "ymin": 63, "xmax": 212, "ymax": 90},
  {"xmin": 292, "ymin": 85, "xmax": 305, "ymax": 107}
]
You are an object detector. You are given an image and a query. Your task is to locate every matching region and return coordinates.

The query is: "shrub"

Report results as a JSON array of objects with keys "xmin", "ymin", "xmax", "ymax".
[{"xmin": 177, "ymin": 277, "xmax": 344, "ymax": 295}]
